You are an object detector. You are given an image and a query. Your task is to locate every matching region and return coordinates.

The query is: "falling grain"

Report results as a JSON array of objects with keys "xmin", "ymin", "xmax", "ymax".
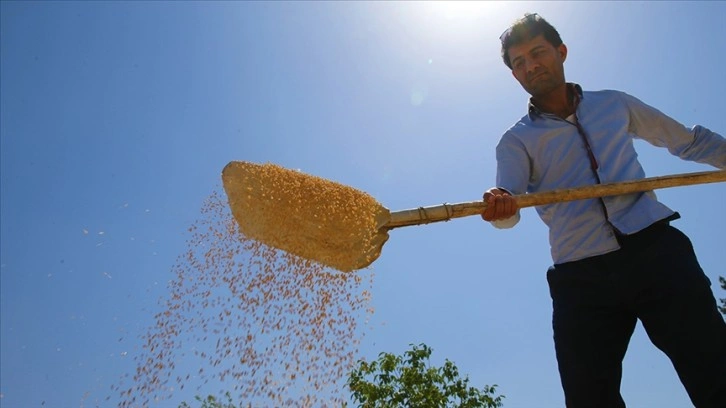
[{"xmin": 114, "ymin": 183, "xmax": 375, "ymax": 406}]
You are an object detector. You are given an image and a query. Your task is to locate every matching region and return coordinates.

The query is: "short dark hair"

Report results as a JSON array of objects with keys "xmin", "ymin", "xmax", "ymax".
[{"xmin": 500, "ymin": 13, "xmax": 563, "ymax": 69}]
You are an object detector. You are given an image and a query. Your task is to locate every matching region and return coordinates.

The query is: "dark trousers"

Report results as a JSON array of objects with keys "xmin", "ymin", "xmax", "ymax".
[{"xmin": 547, "ymin": 224, "xmax": 726, "ymax": 408}]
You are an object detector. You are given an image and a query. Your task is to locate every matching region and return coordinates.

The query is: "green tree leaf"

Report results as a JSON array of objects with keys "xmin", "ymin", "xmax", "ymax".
[{"xmin": 347, "ymin": 343, "xmax": 504, "ymax": 408}]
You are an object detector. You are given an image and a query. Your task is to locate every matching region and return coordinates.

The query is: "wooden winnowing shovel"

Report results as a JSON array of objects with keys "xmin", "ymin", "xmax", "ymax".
[{"xmin": 222, "ymin": 161, "xmax": 726, "ymax": 272}]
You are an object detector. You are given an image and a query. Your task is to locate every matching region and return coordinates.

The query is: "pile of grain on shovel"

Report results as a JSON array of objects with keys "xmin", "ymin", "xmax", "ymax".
[{"xmin": 222, "ymin": 161, "xmax": 391, "ymax": 272}]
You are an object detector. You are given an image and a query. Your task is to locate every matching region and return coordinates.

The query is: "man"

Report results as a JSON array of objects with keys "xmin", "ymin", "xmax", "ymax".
[{"xmin": 482, "ymin": 13, "xmax": 726, "ymax": 408}]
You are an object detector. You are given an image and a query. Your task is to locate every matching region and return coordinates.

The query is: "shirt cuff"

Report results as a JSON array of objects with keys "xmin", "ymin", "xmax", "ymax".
[{"xmin": 490, "ymin": 211, "xmax": 521, "ymax": 229}]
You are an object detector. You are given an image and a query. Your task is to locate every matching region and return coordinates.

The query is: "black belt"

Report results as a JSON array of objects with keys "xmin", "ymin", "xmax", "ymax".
[{"xmin": 615, "ymin": 214, "xmax": 678, "ymax": 247}]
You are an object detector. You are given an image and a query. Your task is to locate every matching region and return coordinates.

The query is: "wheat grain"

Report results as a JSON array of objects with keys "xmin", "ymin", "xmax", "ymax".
[
  {"xmin": 113, "ymin": 189, "xmax": 375, "ymax": 407},
  {"xmin": 222, "ymin": 162, "xmax": 390, "ymax": 272}
]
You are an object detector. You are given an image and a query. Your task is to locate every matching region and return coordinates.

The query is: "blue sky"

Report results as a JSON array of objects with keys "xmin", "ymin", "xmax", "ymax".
[{"xmin": 1, "ymin": 1, "xmax": 724, "ymax": 407}]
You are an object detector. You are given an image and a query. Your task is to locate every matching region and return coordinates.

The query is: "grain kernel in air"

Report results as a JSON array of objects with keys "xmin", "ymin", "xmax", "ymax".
[{"xmin": 113, "ymin": 186, "xmax": 375, "ymax": 407}]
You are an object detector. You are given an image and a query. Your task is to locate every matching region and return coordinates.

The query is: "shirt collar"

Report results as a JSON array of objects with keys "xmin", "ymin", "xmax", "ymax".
[{"xmin": 527, "ymin": 82, "xmax": 583, "ymax": 120}]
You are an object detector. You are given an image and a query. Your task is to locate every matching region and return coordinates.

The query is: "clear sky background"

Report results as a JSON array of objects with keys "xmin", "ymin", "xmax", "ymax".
[{"xmin": 1, "ymin": 1, "xmax": 725, "ymax": 407}]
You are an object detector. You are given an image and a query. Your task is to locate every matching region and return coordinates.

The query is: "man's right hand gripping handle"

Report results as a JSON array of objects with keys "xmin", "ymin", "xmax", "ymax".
[{"xmin": 481, "ymin": 188, "xmax": 519, "ymax": 222}]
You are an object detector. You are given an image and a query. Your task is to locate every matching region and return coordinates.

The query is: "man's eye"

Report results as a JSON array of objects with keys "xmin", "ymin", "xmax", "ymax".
[{"xmin": 513, "ymin": 60, "xmax": 524, "ymax": 70}]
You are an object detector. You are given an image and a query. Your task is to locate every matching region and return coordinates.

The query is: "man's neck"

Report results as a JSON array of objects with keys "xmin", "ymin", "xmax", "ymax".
[{"xmin": 531, "ymin": 83, "xmax": 576, "ymax": 119}]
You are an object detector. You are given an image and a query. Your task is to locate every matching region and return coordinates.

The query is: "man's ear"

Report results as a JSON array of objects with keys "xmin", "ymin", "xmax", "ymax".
[{"xmin": 558, "ymin": 43, "xmax": 568, "ymax": 62}]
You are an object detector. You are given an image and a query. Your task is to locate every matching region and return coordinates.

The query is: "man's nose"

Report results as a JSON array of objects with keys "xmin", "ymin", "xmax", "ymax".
[{"xmin": 525, "ymin": 58, "xmax": 540, "ymax": 73}]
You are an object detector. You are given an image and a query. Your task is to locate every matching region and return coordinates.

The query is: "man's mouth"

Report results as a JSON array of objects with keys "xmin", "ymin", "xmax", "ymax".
[{"xmin": 529, "ymin": 72, "xmax": 547, "ymax": 83}]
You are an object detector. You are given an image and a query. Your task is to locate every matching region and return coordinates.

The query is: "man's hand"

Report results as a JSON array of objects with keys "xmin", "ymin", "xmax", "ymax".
[{"xmin": 481, "ymin": 188, "xmax": 519, "ymax": 221}]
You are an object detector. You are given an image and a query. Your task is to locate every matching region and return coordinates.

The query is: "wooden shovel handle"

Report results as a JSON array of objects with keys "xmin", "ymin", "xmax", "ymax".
[{"xmin": 385, "ymin": 170, "xmax": 726, "ymax": 229}]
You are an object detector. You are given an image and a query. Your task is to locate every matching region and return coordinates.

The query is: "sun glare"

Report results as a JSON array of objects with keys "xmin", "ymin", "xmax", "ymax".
[
  {"xmin": 427, "ymin": 1, "xmax": 510, "ymax": 22},
  {"xmin": 411, "ymin": 1, "xmax": 515, "ymax": 40}
]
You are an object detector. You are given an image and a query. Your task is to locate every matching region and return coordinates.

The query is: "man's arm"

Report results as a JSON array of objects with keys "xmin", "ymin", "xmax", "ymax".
[
  {"xmin": 621, "ymin": 92, "xmax": 726, "ymax": 169},
  {"xmin": 481, "ymin": 132, "xmax": 531, "ymax": 228}
]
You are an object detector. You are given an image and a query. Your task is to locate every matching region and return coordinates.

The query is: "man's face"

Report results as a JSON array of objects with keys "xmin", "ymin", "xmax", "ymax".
[{"xmin": 507, "ymin": 34, "xmax": 568, "ymax": 98}]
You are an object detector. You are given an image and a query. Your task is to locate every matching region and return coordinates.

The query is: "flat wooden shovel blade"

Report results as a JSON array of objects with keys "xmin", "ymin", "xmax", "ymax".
[{"xmin": 222, "ymin": 161, "xmax": 391, "ymax": 272}]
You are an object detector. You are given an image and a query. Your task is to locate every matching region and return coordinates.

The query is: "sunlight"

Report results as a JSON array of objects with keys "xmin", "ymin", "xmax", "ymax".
[
  {"xmin": 428, "ymin": 1, "xmax": 511, "ymax": 21},
  {"xmin": 398, "ymin": 1, "xmax": 517, "ymax": 108},
  {"xmin": 425, "ymin": 0, "xmax": 508, "ymax": 22},
  {"xmin": 409, "ymin": 1, "xmax": 517, "ymax": 42}
]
